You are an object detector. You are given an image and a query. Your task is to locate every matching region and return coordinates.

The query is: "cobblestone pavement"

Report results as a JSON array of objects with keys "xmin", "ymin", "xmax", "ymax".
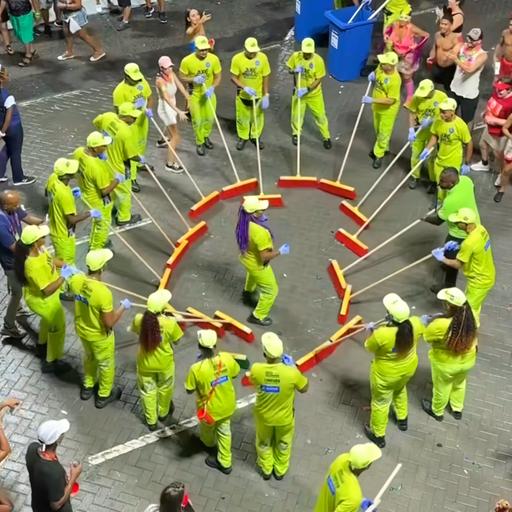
[{"xmin": 0, "ymin": 0, "xmax": 511, "ymax": 510}]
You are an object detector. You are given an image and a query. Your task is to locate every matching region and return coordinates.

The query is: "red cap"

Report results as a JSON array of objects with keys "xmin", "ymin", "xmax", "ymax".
[{"xmin": 495, "ymin": 81, "xmax": 512, "ymax": 91}]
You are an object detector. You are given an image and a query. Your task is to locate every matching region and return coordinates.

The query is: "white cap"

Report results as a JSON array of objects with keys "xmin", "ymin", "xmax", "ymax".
[
  {"xmin": 37, "ymin": 419, "xmax": 70, "ymax": 448},
  {"xmin": 198, "ymin": 329, "xmax": 217, "ymax": 348},
  {"xmin": 437, "ymin": 287, "xmax": 467, "ymax": 307},
  {"xmin": 382, "ymin": 293, "xmax": 410, "ymax": 323},
  {"xmin": 261, "ymin": 332, "xmax": 283, "ymax": 358},
  {"xmin": 242, "ymin": 196, "xmax": 269, "ymax": 214}
]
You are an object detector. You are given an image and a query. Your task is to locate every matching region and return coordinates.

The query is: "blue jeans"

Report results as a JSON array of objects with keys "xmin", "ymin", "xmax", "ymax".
[{"xmin": 0, "ymin": 123, "xmax": 25, "ymax": 182}]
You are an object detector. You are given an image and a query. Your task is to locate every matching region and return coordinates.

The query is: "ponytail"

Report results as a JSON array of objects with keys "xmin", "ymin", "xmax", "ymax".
[
  {"xmin": 445, "ymin": 302, "xmax": 477, "ymax": 353},
  {"xmin": 13, "ymin": 240, "xmax": 30, "ymax": 285},
  {"xmin": 394, "ymin": 319, "xmax": 414, "ymax": 356}
]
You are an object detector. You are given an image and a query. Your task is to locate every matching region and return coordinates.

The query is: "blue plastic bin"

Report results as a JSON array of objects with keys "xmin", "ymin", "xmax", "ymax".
[
  {"xmin": 295, "ymin": 0, "xmax": 333, "ymax": 42},
  {"xmin": 325, "ymin": 6, "xmax": 376, "ymax": 82}
]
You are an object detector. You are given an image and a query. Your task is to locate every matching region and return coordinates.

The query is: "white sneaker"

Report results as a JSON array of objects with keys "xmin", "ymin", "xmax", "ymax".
[
  {"xmin": 471, "ymin": 160, "xmax": 490, "ymax": 172},
  {"xmin": 96, "ymin": 4, "xmax": 105, "ymax": 13},
  {"xmin": 495, "ymin": 174, "xmax": 502, "ymax": 187}
]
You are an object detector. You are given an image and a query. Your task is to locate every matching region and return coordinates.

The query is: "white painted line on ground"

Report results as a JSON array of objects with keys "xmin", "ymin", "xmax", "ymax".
[{"xmin": 87, "ymin": 393, "xmax": 257, "ymax": 466}]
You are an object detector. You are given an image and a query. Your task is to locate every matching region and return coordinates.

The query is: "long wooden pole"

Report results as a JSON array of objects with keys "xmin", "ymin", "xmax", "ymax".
[
  {"xmin": 252, "ymin": 98, "xmax": 264, "ymax": 194},
  {"xmin": 365, "ymin": 463, "xmax": 403, "ymax": 512}
]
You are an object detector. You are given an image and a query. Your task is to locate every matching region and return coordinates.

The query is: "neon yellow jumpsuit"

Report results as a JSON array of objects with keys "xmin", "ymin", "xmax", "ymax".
[
  {"xmin": 68, "ymin": 274, "xmax": 116, "ymax": 398},
  {"xmin": 383, "ymin": 0, "xmax": 412, "ymax": 28},
  {"xmin": 456, "ymin": 224, "xmax": 496, "ymax": 323},
  {"xmin": 364, "ymin": 317, "xmax": 423, "ymax": 437},
  {"xmin": 179, "ymin": 52, "xmax": 222, "ymax": 145},
  {"xmin": 286, "ymin": 51, "xmax": 330, "ymax": 140},
  {"xmin": 132, "ymin": 313, "xmax": 184, "ymax": 425},
  {"xmin": 424, "ymin": 317, "xmax": 477, "ymax": 416},
  {"xmin": 240, "ymin": 221, "xmax": 278, "ymax": 321},
  {"xmin": 314, "ymin": 453, "xmax": 364, "ymax": 512},
  {"xmin": 73, "ymin": 147, "xmax": 114, "ymax": 250},
  {"xmin": 372, "ymin": 66, "xmax": 402, "ymax": 159},
  {"xmin": 230, "ymin": 51, "xmax": 270, "ymax": 140},
  {"xmin": 46, "ymin": 173, "xmax": 77, "ymax": 264},
  {"xmin": 112, "ymin": 78, "xmax": 152, "ymax": 183},
  {"xmin": 248, "ymin": 361, "xmax": 308, "ymax": 477},
  {"xmin": 23, "ymin": 250, "xmax": 66, "ymax": 363},
  {"xmin": 185, "ymin": 353, "xmax": 240, "ymax": 468},
  {"xmin": 93, "ymin": 112, "xmax": 138, "ymax": 223},
  {"xmin": 406, "ymin": 89, "xmax": 447, "ymax": 179}
]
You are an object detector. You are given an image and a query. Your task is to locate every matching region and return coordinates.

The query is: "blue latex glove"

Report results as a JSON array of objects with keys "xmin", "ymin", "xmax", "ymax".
[
  {"xmin": 261, "ymin": 95, "xmax": 270, "ymax": 110},
  {"xmin": 71, "ymin": 187, "xmax": 81, "ymax": 199},
  {"xmin": 139, "ymin": 155, "xmax": 146, "ymax": 164},
  {"xmin": 408, "ymin": 127, "xmax": 416, "ymax": 142},
  {"xmin": 431, "ymin": 247, "xmax": 445, "ymax": 262},
  {"xmin": 297, "ymin": 87, "xmax": 308, "ymax": 98},
  {"xmin": 61, "ymin": 265, "xmax": 79, "ymax": 279},
  {"xmin": 444, "ymin": 240, "xmax": 460, "ymax": 252},
  {"xmin": 420, "ymin": 116, "xmax": 433, "ymax": 129},
  {"xmin": 461, "ymin": 164, "xmax": 470, "ymax": 175},
  {"xmin": 134, "ymin": 97, "xmax": 145, "ymax": 109},
  {"xmin": 419, "ymin": 148, "xmax": 431, "ymax": 161},
  {"xmin": 243, "ymin": 86, "xmax": 257, "ymax": 97},
  {"xmin": 421, "ymin": 314, "xmax": 433, "ymax": 326},
  {"xmin": 98, "ymin": 152, "xmax": 108, "ymax": 161},
  {"xmin": 115, "ymin": 173, "xmax": 126, "ymax": 184},
  {"xmin": 145, "ymin": 108, "xmax": 153, "ymax": 118},
  {"xmin": 368, "ymin": 71, "xmax": 376, "ymax": 82},
  {"xmin": 361, "ymin": 498, "xmax": 375, "ymax": 512},
  {"xmin": 294, "ymin": 66, "xmax": 304, "ymax": 73},
  {"xmin": 362, "ymin": 95, "xmax": 373, "ymax": 104},
  {"xmin": 193, "ymin": 74, "xmax": 206, "ymax": 85},
  {"xmin": 278, "ymin": 243, "xmax": 290, "ymax": 255},
  {"xmin": 364, "ymin": 321, "xmax": 377, "ymax": 333},
  {"xmin": 282, "ymin": 354, "xmax": 295, "ymax": 366},
  {"xmin": 120, "ymin": 298, "xmax": 132, "ymax": 310},
  {"xmin": 204, "ymin": 86, "xmax": 215, "ymax": 99},
  {"xmin": 90, "ymin": 209, "xmax": 102, "ymax": 219}
]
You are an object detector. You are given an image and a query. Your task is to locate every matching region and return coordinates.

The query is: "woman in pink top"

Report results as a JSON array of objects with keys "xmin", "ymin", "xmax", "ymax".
[{"xmin": 384, "ymin": 14, "xmax": 429, "ymax": 102}]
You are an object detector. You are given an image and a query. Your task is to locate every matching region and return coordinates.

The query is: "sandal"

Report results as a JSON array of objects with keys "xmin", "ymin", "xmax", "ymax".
[
  {"xmin": 89, "ymin": 52, "xmax": 106, "ymax": 62},
  {"xmin": 5, "ymin": 44, "xmax": 14, "ymax": 55},
  {"xmin": 18, "ymin": 50, "xmax": 37, "ymax": 67},
  {"xmin": 57, "ymin": 53, "xmax": 75, "ymax": 61}
]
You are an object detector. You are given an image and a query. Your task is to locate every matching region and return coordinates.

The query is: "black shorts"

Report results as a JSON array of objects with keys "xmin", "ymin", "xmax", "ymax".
[
  {"xmin": 118, "ymin": 0, "xmax": 131, "ymax": 8},
  {"xmin": 1, "ymin": 9, "xmax": 8, "ymax": 23},
  {"xmin": 431, "ymin": 64, "xmax": 456, "ymax": 92}
]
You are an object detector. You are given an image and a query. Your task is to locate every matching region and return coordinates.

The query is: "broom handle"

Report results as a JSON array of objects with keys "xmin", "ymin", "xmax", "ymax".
[
  {"xmin": 354, "ymin": 150, "xmax": 431, "ymax": 237},
  {"xmin": 347, "ymin": 0, "xmax": 366, "ymax": 23},
  {"xmin": 252, "ymin": 98, "xmax": 264, "ymax": 194},
  {"xmin": 345, "ymin": 210, "xmax": 434, "ymax": 272},
  {"xmin": 130, "ymin": 303, "xmax": 234, "ymax": 323},
  {"xmin": 356, "ymin": 126, "xmax": 422, "ymax": 209},
  {"xmin": 296, "ymin": 72, "xmax": 301, "ymax": 177},
  {"xmin": 144, "ymin": 164, "xmax": 191, "ymax": 230},
  {"xmin": 352, "ymin": 254, "xmax": 431, "ymax": 299},
  {"xmin": 103, "ymin": 281, "xmax": 148, "ymax": 301},
  {"xmin": 365, "ymin": 463, "xmax": 402, "ymax": 512},
  {"xmin": 205, "ymin": 87, "xmax": 241, "ymax": 182},
  {"xmin": 149, "ymin": 117, "xmax": 205, "ymax": 199},
  {"xmin": 336, "ymin": 81, "xmax": 372, "ymax": 183},
  {"xmin": 368, "ymin": 0, "xmax": 392, "ymax": 21}
]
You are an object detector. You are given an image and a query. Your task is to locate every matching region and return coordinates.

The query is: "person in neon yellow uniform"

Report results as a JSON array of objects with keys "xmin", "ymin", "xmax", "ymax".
[
  {"xmin": 383, "ymin": 0, "xmax": 412, "ymax": 28},
  {"xmin": 286, "ymin": 37, "xmax": 331, "ymax": 149},
  {"xmin": 230, "ymin": 37, "xmax": 270, "ymax": 151},
  {"xmin": 406, "ymin": 79, "xmax": 448, "ymax": 190},
  {"xmin": 421, "ymin": 287, "xmax": 477, "ymax": 421},
  {"xmin": 112, "ymin": 63, "xmax": 154, "ymax": 193},
  {"xmin": 93, "ymin": 103, "xmax": 144, "ymax": 227},
  {"xmin": 421, "ymin": 98, "xmax": 473, "ymax": 186},
  {"xmin": 363, "ymin": 293, "xmax": 423, "ymax": 448},
  {"xmin": 68, "ymin": 249, "xmax": 131, "ymax": 408},
  {"xmin": 432, "ymin": 207, "xmax": 495, "ymax": 324},
  {"xmin": 247, "ymin": 332, "xmax": 308, "ymax": 480},
  {"xmin": 314, "ymin": 443, "xmax": 382, "ymax": 512},
  {"xmin": 131, "ymin": 289, "xmax": 184, "ymax": 431},
  {"xmin": 185, "ymin": 329, "xmax": 240, "ymax": 474},
  {"xmin": 14, "ymin": 225, "xmax": 74, "ymax": 373},
  {"xmin": 46, "ymin": 158, "xmax": 100, "ymax": 266},
  {"xmin": 364, "ymin": 52, "xmax": 401, "ymax": 169},
  {"xmin": 179, "ymin": 36, "xmax": 222, "ymax": 156},
  {"xmin": 235, "ymin": 196, "xmax": 289, "ymax": 327},
  {"xmin": 73, "ymin": 131, "xmax": 124, "ymax": 251}
]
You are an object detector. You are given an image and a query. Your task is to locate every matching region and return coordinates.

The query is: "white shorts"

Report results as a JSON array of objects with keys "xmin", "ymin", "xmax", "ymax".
[
  {"xmin": 480, "ymin": 127, "xmax": 507, "ymax": 155},
  {"xmin": 157, "ymin": 101, "xmax": 177, "ymax": 127},
  {"xmin": 504, "ymin": 138, "xmax": 512, "ymax": 164}
]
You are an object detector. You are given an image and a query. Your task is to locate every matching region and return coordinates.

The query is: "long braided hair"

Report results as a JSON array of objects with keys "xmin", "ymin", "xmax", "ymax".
[
  {"xmin": 139, "ymin": 311, "xmax": 162, "ymax": 353},
  {"xmin": 444, "ymin": 302, "xmax": 477, "ymax": 353},
  {"xmin": 235, "ymin": 206, "xmax": 273, "ymax": 253}
]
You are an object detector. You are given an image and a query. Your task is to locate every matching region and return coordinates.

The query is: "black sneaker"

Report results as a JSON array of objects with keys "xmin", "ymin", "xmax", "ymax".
[
  {"xmin": 158, "ymin": 11, "xmax": 167, "ymax": 23},
  {"xmin": 80, "ymin": 386, "xmax": 94, "ymax": 401},
  {"xmin": 408, "ymin": 177, "xmax": 418, "ymax": 190},
  {"xmin": 156, "ymin": 138, "xmax": 168, "ymax": 148},
  {"xmin": 448, "ymin": 405, "xmax": 462, "ymax": 420},
  {"xmin": 165, "ymin": 162, "xmax": 183, "ymax": 173},
  {"xmin": 368, "ymin": 150, "xmax": 376, "ymax": 160},
  {"xmin": 292, "ymin": 135, "xmax": 298, "ymax": 146},
  {"xmin": 372, "ymin": 157, "xmax": 382, "ymax": 169},
  {"xmin": 196, "ymin": 144, "xmax": 206, "ymax": 156},
  {"xmin": 204, "ymin": 138, "xmax": 214, "ymax": 150},
  {"xmin": 95, "ymin": 386, "xmax": 122, "ymax": 409},
  {"xmin": 131, "ymin": 181, "xmax": 141, "ymax": 193},
  {"xmin": 396, "ymin": 416, "xmax": 408, "ymax": 431},
  {"xmin": 42, "ymin": 359, "xmax": 70, "ymax": 374},
  {"xmin": 421, "ymin": 399, "xmax": 443, "ymax": 421},
  {"xmin": 13, "ymin": 176, "xmax": 36, "ymax": 186},
  {"xmin": 247, "ymin": 313, "xmax": 272, "ymax": 326},
  {"xmin": 323, "ymin": 138, "xmax": 332, "ymax": 150},
  {"xmin": 242, "ymin": 291, "xmax": 258, "ymax": 308},
  {"xmin": 205, "ymin": 455, "xmax": 232, "ymax": 474},
  {"xmin": 0, "ymin": 325, "xmax": 25, "ymax": 339},
  {"xmin": 273, "ymin": 469, "xmax": 285, "ymax": 480},
  {"xmin": 259, "ymin": 468, "xmax": 271, "ymax": 480},
  {"xmin": 147, "ymin": 422, "xmax": 158, "ymax": 431},
  {"xmin": 116, "ymin": 213, "xmax": 142, "ymax": 226},
  {"xmin": 236, "ymin": 138, "xmax": 247, "ymax": 151},
  {"xmin": 250, "ymin": 138, "xmax": 264, "ymax": 150},
  {"xmin": 494, "ymin": 191, "xmax": 504, "ymax": 203},
  {"xmin": 364, "ymin": 424, "xmax": 386, "ymax": 448},
  {"xmin": 117, "ymin": 21, "xmax": 130, "ymax": 31},
  {"xmin": 426, "ymin": 182, "xmax": 437, "ymax": 195},
  {"xmin": 144, "ymin": 5, "xmax": 154, "ymax": 17}
]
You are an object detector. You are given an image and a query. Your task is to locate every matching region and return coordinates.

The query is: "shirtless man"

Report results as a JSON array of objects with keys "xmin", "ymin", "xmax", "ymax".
[
  {"xmin": 428, "ymin": 13, "xmax": 463, "ymax": 91},
  {"xmin": 495, "ymin": 16, "xmax": 512, "ymax": 79}
]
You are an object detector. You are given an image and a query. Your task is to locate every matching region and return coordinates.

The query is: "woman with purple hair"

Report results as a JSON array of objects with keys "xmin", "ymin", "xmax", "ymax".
[{"xmin": 235, "ymin": 196, "xmax": 289, "ymax": 326}]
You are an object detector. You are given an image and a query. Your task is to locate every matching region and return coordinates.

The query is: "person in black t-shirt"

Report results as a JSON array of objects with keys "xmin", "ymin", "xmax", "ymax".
[{"xmin": 25, "ymin": 419, "xmax": 82, "ymax": 512}]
